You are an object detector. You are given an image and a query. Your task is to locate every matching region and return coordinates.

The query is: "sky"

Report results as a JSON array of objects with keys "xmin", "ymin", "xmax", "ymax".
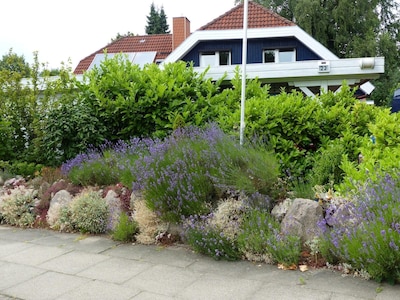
[{"xmin": 0, "ymin": 0, "xmax": 236, "ymax": 70}]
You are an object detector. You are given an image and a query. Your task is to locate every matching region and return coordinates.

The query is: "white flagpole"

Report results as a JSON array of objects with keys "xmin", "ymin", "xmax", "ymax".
[{"xmin": 240, "ymin": 0, "xmax": 248, "ymax": 146}]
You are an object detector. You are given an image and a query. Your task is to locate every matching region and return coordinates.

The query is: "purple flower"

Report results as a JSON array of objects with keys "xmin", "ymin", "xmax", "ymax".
[{"xmin": 389, "ymin": 241, "xmax": 399, "ymax": 251}]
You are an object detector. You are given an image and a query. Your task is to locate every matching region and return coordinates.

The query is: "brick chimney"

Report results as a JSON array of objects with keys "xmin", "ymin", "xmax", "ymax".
[{"xmin": 173, "ymin": 17, "xmax": 191, "ymax": 50}]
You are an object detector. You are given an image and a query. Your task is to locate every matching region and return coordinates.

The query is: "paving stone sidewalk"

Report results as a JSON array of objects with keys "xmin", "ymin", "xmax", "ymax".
[{"xmin": 0, "ymin": 225, "xmax": 398, "ymax": 300}]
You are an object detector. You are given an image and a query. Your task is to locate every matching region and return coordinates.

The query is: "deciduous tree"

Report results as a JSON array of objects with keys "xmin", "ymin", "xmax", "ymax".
[
  {"xmin": 0, "ymin": 48, "xmax": 31, "ymax": 77},
  {"xmin": 236, "ymin": 0, "xmax": 400, "ymax": 106}
]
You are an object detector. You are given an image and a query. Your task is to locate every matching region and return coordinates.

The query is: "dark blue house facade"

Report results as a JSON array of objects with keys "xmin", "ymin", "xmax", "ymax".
[{"xmin": 181, "ymin": 37, "xmax": 322, "ymax": 67}]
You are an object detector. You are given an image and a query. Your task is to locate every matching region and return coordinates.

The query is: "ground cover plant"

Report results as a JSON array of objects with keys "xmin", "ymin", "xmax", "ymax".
[{"xmin": 111, "ymin": 212, "xmax": 138, "ymax": 242}]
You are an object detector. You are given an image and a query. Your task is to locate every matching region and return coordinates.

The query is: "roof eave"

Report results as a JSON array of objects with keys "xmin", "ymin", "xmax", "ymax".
[{"xmin": 191, "ymin": 57, "xmax": 385, "ymax": 83}]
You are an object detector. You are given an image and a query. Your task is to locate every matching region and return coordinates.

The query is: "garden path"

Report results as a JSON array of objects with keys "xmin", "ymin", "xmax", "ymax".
[{"xmin": 0, "ymin": 226, "xmax": 398, "ymax": 300}]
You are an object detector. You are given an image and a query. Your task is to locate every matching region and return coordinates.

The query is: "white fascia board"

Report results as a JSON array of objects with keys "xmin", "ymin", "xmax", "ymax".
[
  {"xmin": 163, "ymin": 25, "xmax": 338, "ymax": 64},
  {"xmin": 194, "ymin": 57, "xmax": 384, "ymax": 82},
  {"xmin": 20, "ymin": 74, "xmax": 85, "ymax": 90}
]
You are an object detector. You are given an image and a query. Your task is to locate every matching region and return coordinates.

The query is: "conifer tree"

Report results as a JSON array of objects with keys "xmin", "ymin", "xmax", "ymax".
[
  {"xmin": 159, "ymin": 6, "xmax": 170, "ymax": 34},
  {"xmin": 145, "ymin": 2, "xmax": 170, "ymax": 34}
]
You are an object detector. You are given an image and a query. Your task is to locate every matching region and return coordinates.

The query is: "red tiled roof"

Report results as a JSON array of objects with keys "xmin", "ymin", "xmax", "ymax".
[
  {"xmin": 74, "ymin": 34, "xmax": 172, "ymax": 74},
  {"xmin": 199, "ymin": 1, "xmax": 295, "ymax": 30},
  {"xmin": 74, "ymin": 2, "xmax": 295, "ymax": 74}
]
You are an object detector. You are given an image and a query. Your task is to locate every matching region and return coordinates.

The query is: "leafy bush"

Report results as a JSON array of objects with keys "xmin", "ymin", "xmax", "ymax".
[
  {"xmin": 7, "ymin": 161, "xmax": 42, "ymax": 178},
  {"xmin": 339, "ymin": 109, "xmax": 400, "ymax": 192},
  {"xmin": 0, "ymin": 118, "xmax": 14, "ymax": 161},
  {"xmin": 218, "ymin": 84, "xmax": 381, "ymax": 183},
  {"xmin": 319, "ymin": 173, "xmax": 400, "ymax": 283},
  {"xmin": 82, "ymin": 56, "xmax": 226, "ymax": 141},
  {"xmin": 0, "ymin": 188, "xmax": 37, "ymax": 227},
  {"xmin": 309, "ymin": 139, "xmax": 346, "ymax": 187},
  {"xmin": 111, "ymin": 212, "xmax": 138, "ymax": 242},
  {"xmin": 70, "ymin": 191, "xmax": 109, "ymax": 234},
  {"xmin": 237, "ymin": 209, "xmax": 301, "ymax": 266},
  {"xmin": 0, "ymin": 67, "xmax": 37, "ymax": 162},
  {"xmin": 0, "ymin": 160, "xmax": 13, "ymax": 181},
  {"xmin": 37, "ymin": 100, "xmax": 106, "ymax": 166},
  {"xmin": 219, "ymin": 90, "xmax": 323, "ymax": 178}
]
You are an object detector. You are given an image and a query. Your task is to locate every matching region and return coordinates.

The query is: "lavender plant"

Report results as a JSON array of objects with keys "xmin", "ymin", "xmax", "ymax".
[
  {"xmin": 62, "ymin": 124, "xmax": 278, "ymax": 224},
  {"xmin": 319, "ymin": 173, "xmax": 400, "ymax": 283},
  {"xmin": 134, "ymin": 124, "xmax": 278, "ymax": 223},
  {"xmin": 237, "ymin": 209, "xmax": 301, "ymax": 266},
  {"xmin": 133, "ymin": 126, "xmax": 222, "ymax": 222},
  {"xmin": 183, "ymin": 214, "xmax": 241, "ymax": 261},
  {"xmin": 62, "ymin": 137, "xmax": 155, "ymax": 186}
]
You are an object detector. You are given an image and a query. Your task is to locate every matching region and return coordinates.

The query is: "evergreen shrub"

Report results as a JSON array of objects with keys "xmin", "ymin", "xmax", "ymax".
[
  {"xmin": 0, "ymin": 188, "xmax": 37, "ymax": 227},
  {"xmin": 70, "ymin": 191, "xmax": 109, "ymax": 234}
]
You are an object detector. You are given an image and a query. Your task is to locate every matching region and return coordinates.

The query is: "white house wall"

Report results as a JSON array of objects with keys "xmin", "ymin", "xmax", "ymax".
[{"xmin": 194, "ymin": 57, "xmax": 384, "ymax": 82}]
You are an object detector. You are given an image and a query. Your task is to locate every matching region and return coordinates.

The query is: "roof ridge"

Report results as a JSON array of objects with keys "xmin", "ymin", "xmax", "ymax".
[
  {"xmin": 198, "ymin": 0, "xmax": 295, "ymax": 31},
  {"xmin": 198, "ymin": 2, "xmax": 243, "ymax": 30}
]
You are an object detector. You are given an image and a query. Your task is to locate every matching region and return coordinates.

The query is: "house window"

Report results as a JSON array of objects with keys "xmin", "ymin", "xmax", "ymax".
[
  {"xmin": 264, "ymin": 50, "xmax": 275, "ymax": 63},
  {"xmin": 219, "ymin": 51, "xmax": 230, "ymax": 65},
  {"xmin": 263, "ymin": 49, "xmax": 296, "ymax": 63},
  {"xmin": 200, "ymin": 51, "xmax": 231, "ymax": 67}
]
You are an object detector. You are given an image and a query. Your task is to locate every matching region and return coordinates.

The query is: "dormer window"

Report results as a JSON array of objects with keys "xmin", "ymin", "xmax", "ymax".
[
  {"xmin": 200, "ymin": 51, "xmax": 231, "ymax": 67},
  {"xmin": 263, "ymin": 49, "xmax": 296, "ymax": 63}
]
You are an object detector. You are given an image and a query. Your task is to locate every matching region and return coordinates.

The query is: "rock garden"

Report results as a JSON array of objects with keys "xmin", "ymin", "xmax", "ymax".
[
  {"xmin": 1, "ymin": 123, "xmax": 399, "ymax": 285},
  {"xmin": 1, "ymin": 57, "xmax": 399, "ymax": 285}
]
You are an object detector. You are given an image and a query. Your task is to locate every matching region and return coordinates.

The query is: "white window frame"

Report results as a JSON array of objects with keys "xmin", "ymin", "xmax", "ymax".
[
  {"xmin": 200, "ymin": 51, "xmax": 231, "ymax": 67},
  {"xmin": 263, "ymin": 48, "xmax": 296, "ymax": 63}
]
